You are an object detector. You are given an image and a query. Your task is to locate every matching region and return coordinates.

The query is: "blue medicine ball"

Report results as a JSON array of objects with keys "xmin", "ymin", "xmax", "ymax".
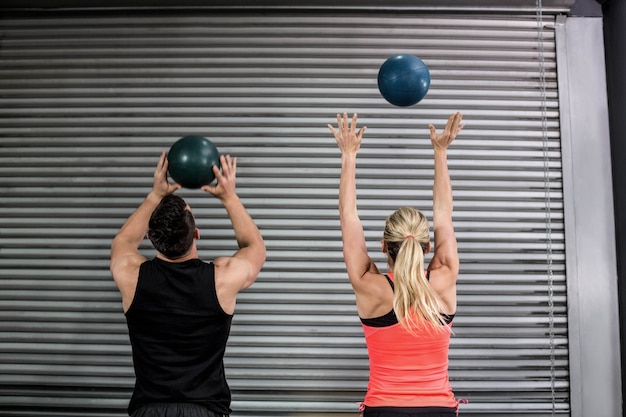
[{"xmin": 377, "ymin": 54, "xmax": 431, "ymax": 107}]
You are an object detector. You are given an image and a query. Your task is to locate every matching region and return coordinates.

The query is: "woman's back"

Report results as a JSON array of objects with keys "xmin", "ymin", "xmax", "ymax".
[
  {"xmin": 361, "ymin": 274, "xmax": 456, "ymax": 408},
  {"xmin": 362, "ymin": 313, "xmax": 455, "ymax": 408}
]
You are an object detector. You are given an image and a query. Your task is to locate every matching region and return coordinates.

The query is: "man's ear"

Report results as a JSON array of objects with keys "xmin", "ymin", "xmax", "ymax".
[
  {"xmin": 194, "ymin": 228, "xmax": 200, "ymax": 240},
  {"xmin": 381, "ymin": 240, "xmax": 388, "ymax": 253},
  {"xmin": 425, "ymin": 241, "xmax": 432, "ymax": 254}
]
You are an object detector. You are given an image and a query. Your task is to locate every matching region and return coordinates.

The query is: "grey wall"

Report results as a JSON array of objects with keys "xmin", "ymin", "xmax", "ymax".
[
  {"xmin": 556, "ymin": 14, "xmax": 621, "ymax": 417},
  {"xmin": 598, "ymin": 0, "xmax": 626, "ymax": 414},
  {"xmin": 567, "ymin": 2, "xmax": 626, "ymax": 414},
  {"xmin": 570, "ymin": 0, "xmax": 603, "ymax": 16}
]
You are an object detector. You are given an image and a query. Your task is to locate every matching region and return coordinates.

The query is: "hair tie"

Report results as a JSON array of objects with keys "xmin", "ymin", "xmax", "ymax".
[{"xmin": 405, "ymin": 235, "xmax": 414, "ymax": 239}]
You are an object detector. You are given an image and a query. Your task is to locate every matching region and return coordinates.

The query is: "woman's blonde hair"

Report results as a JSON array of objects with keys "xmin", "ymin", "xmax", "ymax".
[{"xmin": 384, "ymin": 207, "xmax": 447, "ymax": 333}]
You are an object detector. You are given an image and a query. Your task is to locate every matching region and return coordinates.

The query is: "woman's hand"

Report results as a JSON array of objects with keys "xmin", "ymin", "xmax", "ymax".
[
  {"xmin": 328, "ymin": 112, "xmax": 367, "ymax": 156},
  {"xmin": 429, "ymin": 112, "xmax": 464, "ymax": 152}
]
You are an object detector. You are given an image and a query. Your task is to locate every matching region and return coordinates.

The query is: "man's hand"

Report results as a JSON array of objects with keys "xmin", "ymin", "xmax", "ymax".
[
  {"xmin": 202, "ymin": 154, "xmax": 237, "ymax": 202},
  {"xmin": 151, "ymin": 151, "xmax": 181, "ymax": 199}
]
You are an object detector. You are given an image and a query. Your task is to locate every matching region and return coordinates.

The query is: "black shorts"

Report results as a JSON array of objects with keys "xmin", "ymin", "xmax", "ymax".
[
  {"xmin": 363, "ymin": 406, "xmax": 457, "ymax": 417},
  {"xmin": 130, "ymin": 403, "xmax": 228, "ymax": 417}
]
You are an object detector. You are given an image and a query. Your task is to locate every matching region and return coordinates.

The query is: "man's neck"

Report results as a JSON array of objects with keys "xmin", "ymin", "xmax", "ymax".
[{"xmin": 156, "ymin": 249, "xmax": 198, "ymax": 263}]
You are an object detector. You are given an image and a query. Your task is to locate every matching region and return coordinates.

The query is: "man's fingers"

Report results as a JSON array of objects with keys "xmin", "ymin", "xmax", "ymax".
[{"xmin": 156, "ymin": 151, "xmax": 167, "ymax": 171}]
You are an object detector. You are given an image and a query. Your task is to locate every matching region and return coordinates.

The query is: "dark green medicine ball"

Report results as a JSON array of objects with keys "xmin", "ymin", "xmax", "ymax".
[{"xmin": 167, "ymin": 135, "xmax": 221, "ymax": 189}]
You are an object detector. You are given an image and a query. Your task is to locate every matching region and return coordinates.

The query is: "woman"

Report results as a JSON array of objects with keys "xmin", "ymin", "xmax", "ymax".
[{"xmin": 328, "ymin": 112, "xmax": 464, "ymax": 417}]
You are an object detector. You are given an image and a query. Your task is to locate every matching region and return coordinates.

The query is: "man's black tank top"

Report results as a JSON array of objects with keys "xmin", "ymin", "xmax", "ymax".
[{"xmin": 125, "ymin": 258, "xmax": 233, "ymax": 415}]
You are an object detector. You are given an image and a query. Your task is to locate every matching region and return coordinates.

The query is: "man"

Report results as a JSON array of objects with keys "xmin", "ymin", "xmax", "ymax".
[{"xmin": 110, "ymin": 152, "xmax": 266, "ymax": 417}]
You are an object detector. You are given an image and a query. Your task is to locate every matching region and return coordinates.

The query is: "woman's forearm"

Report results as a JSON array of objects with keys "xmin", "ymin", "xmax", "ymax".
[
  {"xmin": 432, "ymin": 149, "xmax": 453, "ymax": 226},
  {"xmin": 339, "ymin": 153, "xmax": 358, "ymax": 220}
]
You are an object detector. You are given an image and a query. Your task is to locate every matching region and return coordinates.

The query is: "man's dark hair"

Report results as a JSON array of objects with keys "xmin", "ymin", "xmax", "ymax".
[{"xmin": 148, "ymin": 195, "xmax": 196, "ymax": 259}]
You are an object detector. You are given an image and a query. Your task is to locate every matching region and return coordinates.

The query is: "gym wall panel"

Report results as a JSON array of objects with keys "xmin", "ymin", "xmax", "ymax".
[{"xmin": 0, "ymin": 9, "xmax": 567, "ymax": 417}]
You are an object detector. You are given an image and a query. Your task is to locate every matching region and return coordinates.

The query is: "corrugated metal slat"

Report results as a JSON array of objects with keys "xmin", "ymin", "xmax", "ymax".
[{"xmin": 0, "ymin": 10, "xmax": 567, "ymax": 417}]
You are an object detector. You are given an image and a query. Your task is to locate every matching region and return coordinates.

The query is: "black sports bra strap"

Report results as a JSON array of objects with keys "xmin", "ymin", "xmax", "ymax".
[
  {"xmin": 384, "ymin": 274, "xmax": 394, "ymax": 290},
  {"xmin": 364, "ymin": 272, "xmax": 454, "ymax": 326}
]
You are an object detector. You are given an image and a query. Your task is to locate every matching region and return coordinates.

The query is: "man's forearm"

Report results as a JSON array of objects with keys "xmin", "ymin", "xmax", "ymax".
[
  {"xmin": 114, "ymin": 192, "xmax": 162, "ymax": 248},
  {"xmin": 221, "ymin": 195, "xmax": 263, "ymax": 249}
]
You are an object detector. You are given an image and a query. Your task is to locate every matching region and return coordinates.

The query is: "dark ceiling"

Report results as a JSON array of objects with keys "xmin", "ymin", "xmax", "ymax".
[{"xmin": 0, "ymin": 0, "xmax": 578, "ymax": 12}]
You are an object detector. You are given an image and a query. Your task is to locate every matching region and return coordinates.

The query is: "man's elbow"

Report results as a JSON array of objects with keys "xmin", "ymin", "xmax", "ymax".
[{"xmin": 252, "ymin": 235, "xmax": 267, "ymax": 262}]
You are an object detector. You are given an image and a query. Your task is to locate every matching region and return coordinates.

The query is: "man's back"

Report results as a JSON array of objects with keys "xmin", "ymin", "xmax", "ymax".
[
  {"xmin": 125, "ymin": 258, "xmax": 232, "ymax": 415},
  {"xmin": 111, "ymin": 153, "xmax": 266, "ymax": 416}
]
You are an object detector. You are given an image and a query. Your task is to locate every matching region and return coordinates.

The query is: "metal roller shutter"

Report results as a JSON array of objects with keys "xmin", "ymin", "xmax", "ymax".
[{"xmin": 0, "ymin": 9, "xmax": 567, "ymax": 417}]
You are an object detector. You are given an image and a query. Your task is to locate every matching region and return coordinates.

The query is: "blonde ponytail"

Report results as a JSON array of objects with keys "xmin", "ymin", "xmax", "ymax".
[{"xmin": 384, "ymin": 207, "xmax": 448, "ymax": 334}]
